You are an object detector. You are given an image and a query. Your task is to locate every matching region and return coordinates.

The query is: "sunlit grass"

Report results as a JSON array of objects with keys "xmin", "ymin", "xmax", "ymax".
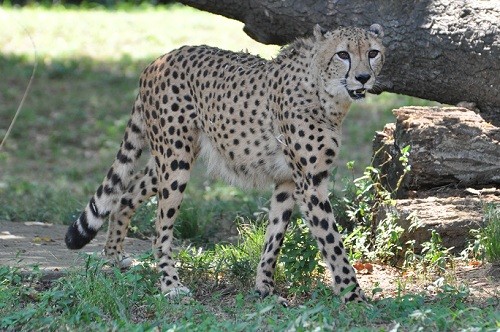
[{"xmin": 0, "ymin": 4, "xmax": 279, "ymax": 62}]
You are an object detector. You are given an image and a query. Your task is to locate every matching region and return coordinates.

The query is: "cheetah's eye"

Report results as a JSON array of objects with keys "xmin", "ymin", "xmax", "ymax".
[
  {"xmin": 368, "ymin": 50, "xmax": 380, "ymax": 59},
  {"xmin": 336, "ymin": 51, "xmax": 350, "ymax": 60}
]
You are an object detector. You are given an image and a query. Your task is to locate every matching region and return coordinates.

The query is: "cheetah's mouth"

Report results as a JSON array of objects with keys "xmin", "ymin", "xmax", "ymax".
[{"xmin": 348, "ymin": 88, "xmax": 367, "ymax": 100}]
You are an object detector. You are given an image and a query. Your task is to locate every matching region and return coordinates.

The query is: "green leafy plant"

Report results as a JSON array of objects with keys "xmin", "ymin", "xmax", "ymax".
[
  {"xmin": 420, "ymin": 231, "xmax": 453, "ymax": 273},
  {"xmin": 404, "ymin": 230, "xmax": 453, "ymax": 274},
  {"xmin": 344, "ymin": 211, "xmax": 405, "ymax": 265},
  {"xmin": 280, "ymin": 219, "xmax": 325, "ymax": 294},
  {"xmin": 341, "ymin": 145, "xmax": 412, "ymax": 264},
  {"xmin": 176, "ymin": 223, "xmax": 265, "ymax": 289},
  {"xmin": 460, "ymin": 203, "xmax": 499, "ymax": 265},
  {"xmin": 343, "ymin": 145, "xmax": 410, "ymax": 228},
  {"xmin": 461, "ymin": 228, "xmax": 487, "ymax": 262}
]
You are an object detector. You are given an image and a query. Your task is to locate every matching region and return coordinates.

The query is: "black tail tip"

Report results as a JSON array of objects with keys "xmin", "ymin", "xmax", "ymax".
[{"xmin": 65, "ymin": 222, "xmax": 94, "ymax": 250}]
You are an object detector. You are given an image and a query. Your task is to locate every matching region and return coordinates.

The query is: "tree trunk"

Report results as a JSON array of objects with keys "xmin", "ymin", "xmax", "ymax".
[
  {"xmin": 372, "ymin": 106, "xmax": 500, "ymax": 194},
  {"xmin": 177, "ymin": 0, "xmax": 500, "ymax": 124}
]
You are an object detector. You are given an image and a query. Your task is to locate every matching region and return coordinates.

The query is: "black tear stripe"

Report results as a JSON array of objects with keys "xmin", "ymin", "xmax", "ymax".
[
  {"xmin": 344, "ymin": 57, "xmax": 351, "ymax": 80},
  {"xmin": 326, "ymin": 55, "xmax": 336, "ymax": 71}
]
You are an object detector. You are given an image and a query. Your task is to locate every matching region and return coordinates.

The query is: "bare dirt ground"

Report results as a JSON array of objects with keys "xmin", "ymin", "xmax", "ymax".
[
  {"xmin": 0, "ymin": 221, "xmax": 498, "ymax": 305},
  {"xmin": 0, "ymin": 221, "xmax": 150, "ymax": 273}
]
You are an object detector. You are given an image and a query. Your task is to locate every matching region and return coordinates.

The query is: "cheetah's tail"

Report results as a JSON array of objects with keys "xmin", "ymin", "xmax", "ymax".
[{"xmin": 65, "ymin": 97, "xmax": 147, "ymax": 249}]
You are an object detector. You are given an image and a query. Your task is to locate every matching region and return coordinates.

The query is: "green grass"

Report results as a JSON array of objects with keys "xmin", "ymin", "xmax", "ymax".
[
  {"xmin": 2, "ymin": 218, "xmax": 499, "ymax": 330},
  {"xmin": 1, "ymin": 248, "xmax": 498, "ymax": 331}
]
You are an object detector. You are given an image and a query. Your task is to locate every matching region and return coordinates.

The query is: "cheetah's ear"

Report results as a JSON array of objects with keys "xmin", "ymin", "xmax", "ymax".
[
  {"xmin": 368, "ymin": 24, "xmax": 384, "ymax": 38},
  {"xmin": 313, "ymin": 24, "xmax": 329, "ymax": 41}
]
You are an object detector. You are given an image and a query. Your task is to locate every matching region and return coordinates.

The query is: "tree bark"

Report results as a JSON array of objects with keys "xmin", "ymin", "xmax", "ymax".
[
  {"xmin": 177, "ymin": 0, "xmax": 500, "ymax": 124},
  {"xmin": 372, "ymin": 106, "xmax": 500, "ymax": 193}
]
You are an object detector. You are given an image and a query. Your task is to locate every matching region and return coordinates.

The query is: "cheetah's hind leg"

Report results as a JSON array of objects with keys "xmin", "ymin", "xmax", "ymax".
[{"xmin": 104, "ymin": 157, "xmax": 158, "ymax": 269}]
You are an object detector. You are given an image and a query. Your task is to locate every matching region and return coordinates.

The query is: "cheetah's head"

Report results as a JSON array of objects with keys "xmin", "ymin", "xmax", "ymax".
[{"xmin": 311, "ymin": 24, "xmax": 385, "ymax": 102}]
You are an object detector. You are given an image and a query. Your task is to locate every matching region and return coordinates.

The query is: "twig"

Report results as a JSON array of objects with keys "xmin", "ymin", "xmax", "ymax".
[{"xmin": 0, "ymin": 26, "xmax": 38, "ymax": 151}]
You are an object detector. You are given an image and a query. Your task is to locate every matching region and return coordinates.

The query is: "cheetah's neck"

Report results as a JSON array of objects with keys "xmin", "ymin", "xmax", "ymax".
[{"xmin": 276, "ymin": 40, "xmax": 352, "ymax": 128}]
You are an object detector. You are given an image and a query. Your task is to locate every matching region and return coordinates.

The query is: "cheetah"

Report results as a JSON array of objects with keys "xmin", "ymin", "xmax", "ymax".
[{"xmin": 65, "ymin": 24, "xmax": 385, "ymax": 303}]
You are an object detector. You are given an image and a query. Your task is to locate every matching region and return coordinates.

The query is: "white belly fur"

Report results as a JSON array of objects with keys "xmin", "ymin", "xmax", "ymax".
[{"xmin": 198, "ymin": 133, "xmax": 293, "ymax": 189}]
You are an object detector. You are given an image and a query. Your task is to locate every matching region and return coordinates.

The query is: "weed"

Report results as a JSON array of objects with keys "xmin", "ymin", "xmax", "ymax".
[
  {"xmin": 280, "ymin": 219, "xmax": 325, "ymax": 294},
  {"xmin": 344, "ymin": 211, "xmax": 405, "ymax": 264},
  {"xmin": 420, "ymin": 231, "xmax": 454, "ymax": 273},
  {"xmin": 221, "ymin": 223, "xmax": 266, "ymax": 285},
  {"xmin": 176, "ymin": 223, "xmax": 265, "ymax": 290},
  {"xmin": 343, "ymin": 145, "xmax": 411, "ymax": 227},
  {"xmin": 372, "ymin": 213, "xmax": 405, "ymax": 263},
  {"xmin": 460, "ymin": 202, "xmax": 500, "ymax": 265},
  {"xmin": 341, "ymin": 145, "xmax": 411, "ymax": 264},
  {"xmin": 460, "ymin": 227, "xmax": 487, "ymax": 262},
  {"xmin": 404, "ymin": 230, "xmax": 454, "ymax": 275}
]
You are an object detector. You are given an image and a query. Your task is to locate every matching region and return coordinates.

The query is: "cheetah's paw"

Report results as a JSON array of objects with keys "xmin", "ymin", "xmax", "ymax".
[
  {"xmin": 116, "ymin": 255, "xmax": 134, "ymax": 269},
  {"xmin": 165, "ymin": 286, "xmax": 192, "ymax": 299},
  {"xmin": 101, "ymin": 250, "xmax": 134, "ymax": 269}
]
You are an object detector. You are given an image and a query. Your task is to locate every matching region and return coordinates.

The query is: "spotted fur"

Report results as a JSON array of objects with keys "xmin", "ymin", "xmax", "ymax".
[{"xmin": 65, "ymin": 24, "xmax": 385, "ymax": 303}]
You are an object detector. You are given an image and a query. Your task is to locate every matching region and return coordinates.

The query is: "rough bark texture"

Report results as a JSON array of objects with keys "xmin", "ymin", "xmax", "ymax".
[
  {"xmin": 177, "ymin": 0, "xmax": 500, "ymax": 124},
  {"xmin": 373, "ymin": 106, "xmax": 500, "ymax": 193}
]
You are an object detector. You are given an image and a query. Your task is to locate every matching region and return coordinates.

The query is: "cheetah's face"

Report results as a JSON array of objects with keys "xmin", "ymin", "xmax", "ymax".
[{"xmin": 312, "ymin": 24, "xmax": 385, "ymax": 101}]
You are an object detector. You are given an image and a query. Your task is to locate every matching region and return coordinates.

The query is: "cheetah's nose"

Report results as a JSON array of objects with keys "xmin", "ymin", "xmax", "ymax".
[{"xmin": 355, "ymin": 74, "xmax": 371, "ymax": 85}]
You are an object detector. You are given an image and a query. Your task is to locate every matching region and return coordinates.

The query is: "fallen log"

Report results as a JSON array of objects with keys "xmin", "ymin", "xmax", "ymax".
[
  {"xmin": 378, "ymin": 192, "xmax": 498, "ymax": 254},
  {"xmin": 373, "ymin": 106, "xmax": 499, "ymax": 253},
  {"xmin": 373, "ymin": 106, "xmax": 500, "ymax": 195}
]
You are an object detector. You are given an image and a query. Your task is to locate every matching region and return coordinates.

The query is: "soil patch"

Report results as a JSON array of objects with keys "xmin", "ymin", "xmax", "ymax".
[{"xmin": 0, "ymin": 221, "xmax": 150, "ymax": 274}]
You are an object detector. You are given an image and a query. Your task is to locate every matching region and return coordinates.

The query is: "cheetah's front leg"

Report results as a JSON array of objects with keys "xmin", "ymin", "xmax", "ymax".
[
  {"xmin": 255, "ymin": 181, "xmax": 295, "ymax": 298},
  {"xmin": 297, "ymin": 174, "xmax": 366, "ymax": 303}
]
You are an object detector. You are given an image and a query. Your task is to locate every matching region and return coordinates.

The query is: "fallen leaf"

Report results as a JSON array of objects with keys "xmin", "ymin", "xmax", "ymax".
[
  {"xmin": 32, "ymin": 236, "xmax": 54, "ymax": 244},
  {"xmin": 469, "ymin": 260, "xmax": 482, "ymax": 267},
  {"xmin": 353, "ymin": 261, "xmax": 365, "ymax": 272},
  {"xmin": 364, "ymin": 262, "xmax": 374, "ymax": 273},
  {"xmin": 353, "ymin": 261, "xmax": 374, "ymax": 274}
]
